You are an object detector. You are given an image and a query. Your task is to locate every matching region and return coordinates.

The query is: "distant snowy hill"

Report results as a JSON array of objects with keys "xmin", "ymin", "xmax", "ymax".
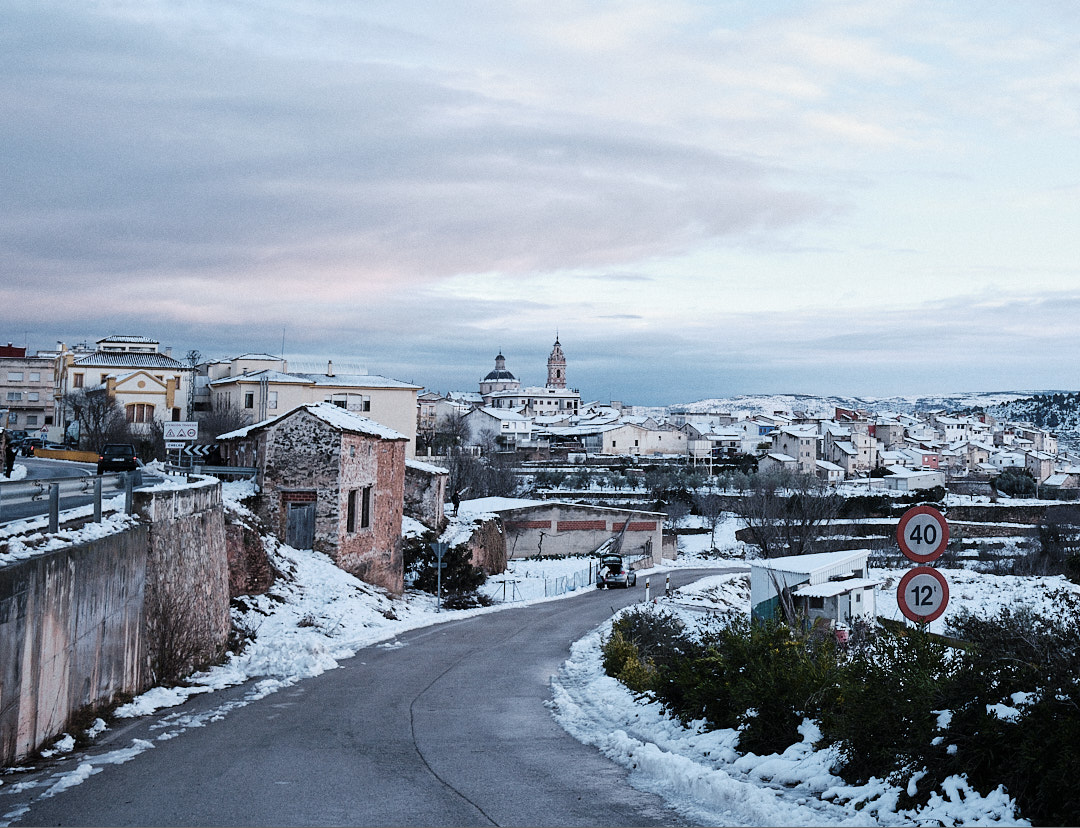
[{"xmin": 671, "ymin": 391, "xmax": 1054, "ymax": 419}]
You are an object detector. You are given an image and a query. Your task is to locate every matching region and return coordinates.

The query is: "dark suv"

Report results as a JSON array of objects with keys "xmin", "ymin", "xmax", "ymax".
[{"xmin": 97, "ymin": 443, "xmax": 139, "ymax": 474}]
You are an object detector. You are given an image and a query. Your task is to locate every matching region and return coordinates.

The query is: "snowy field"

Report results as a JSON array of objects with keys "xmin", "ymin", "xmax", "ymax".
[{"xmin": 2, "ymin": 481, "xmax": 1074, "ymax": 826}]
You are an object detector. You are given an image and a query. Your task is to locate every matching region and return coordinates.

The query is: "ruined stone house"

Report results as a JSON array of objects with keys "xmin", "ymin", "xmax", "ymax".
[{"xmin": 217, "ymin": 402, "xmax": 408, "ymax": 593}]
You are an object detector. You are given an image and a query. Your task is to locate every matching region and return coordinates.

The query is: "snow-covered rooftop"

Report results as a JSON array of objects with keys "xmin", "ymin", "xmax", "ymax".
[
  {"xmin": 793, "ymin": 577, "xmax": 881, "ymax": 598},
  {"xmin": 217, "ymin": 402, "xmax": 407, "ymax": 442}
]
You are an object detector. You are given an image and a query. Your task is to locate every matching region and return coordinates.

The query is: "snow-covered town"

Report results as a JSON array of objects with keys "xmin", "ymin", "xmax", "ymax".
[{"xmin": 3, "ymin": 333, "xmax": 1080, "ymax": 826}]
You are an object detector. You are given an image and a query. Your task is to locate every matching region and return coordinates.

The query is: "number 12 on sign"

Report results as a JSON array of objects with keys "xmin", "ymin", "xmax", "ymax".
[{"xmin": 897, "ymin": 566, "xmax": 950, "ymax": 624}]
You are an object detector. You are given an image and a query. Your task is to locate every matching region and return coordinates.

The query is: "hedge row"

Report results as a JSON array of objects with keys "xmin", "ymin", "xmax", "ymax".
[{"xmin": 602, "ymin": 600, "xmax": 1080, "ymax": 825}]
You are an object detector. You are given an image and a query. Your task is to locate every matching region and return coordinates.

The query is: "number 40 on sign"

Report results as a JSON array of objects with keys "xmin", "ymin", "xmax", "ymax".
[{"xmin": 896, "ymin": 504, "xmax": 949, "ymax": 563}]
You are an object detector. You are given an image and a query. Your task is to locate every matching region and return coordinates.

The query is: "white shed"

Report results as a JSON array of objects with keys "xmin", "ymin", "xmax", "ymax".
[{"xmin": 750, "ymin": 549, "xmax": 878, "ymax": 627}]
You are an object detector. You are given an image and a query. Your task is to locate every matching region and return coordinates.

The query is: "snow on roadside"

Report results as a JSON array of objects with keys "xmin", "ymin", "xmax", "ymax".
[{"xmin": 549, "ymin": 569, "xmax": 1032, "ymax": 826}]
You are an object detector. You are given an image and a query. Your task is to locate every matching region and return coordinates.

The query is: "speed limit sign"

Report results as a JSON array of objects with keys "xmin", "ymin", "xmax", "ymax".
[
  {"xmin": 896, "ymin": 505, "xmax": 949, "ymax": 563},
  {"xmin": 897, "ymin": 566, "xmax": 950, "ymax": 623}
]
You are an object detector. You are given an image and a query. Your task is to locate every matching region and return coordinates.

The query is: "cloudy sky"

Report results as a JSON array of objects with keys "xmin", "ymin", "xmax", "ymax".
[{"xmin": 4, "ymin": 1, "xmax": 1080, "ymax": 405}]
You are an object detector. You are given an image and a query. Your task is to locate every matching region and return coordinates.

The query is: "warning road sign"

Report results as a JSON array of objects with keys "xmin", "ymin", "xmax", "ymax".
[{"xmin": 163, "ymin": 422, "xmax": 199, "ymax": 441}]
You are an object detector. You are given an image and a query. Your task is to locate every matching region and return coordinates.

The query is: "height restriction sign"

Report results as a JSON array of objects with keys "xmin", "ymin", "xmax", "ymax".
[
  {"xmin": 896, "ymin": 505, "xmax": 949, "ymax": 563},
  {"xmin": 897, "ymin": 566, "xmax": 950, "ymax": 623}
]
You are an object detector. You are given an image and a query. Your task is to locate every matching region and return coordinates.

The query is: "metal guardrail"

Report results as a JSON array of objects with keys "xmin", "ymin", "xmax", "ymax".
[
  {"xmin": 0, "ymin": 472, "xmax": 139, "ymax": 530},
  {"xmin": 164, "ymin": 464, "xmax": 256, "ymax": 479},
  {"xmin": 0, "ymin": 473, "xmax": 126, "ymax": 503}
]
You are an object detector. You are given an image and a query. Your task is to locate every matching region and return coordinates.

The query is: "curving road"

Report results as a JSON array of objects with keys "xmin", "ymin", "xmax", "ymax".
[{"xmin": 8, "ymin": 569, "xmax": 736, "ymax": 827}]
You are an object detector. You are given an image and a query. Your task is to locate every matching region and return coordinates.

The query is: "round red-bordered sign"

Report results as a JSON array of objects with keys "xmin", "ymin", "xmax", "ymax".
[
  {"xmin": 897, "ymin": 566, "xmax": 950, "ymax": 623},
  {"xmin": 896, "ymin": 504, "xmax": 949, "ymax": 563}
]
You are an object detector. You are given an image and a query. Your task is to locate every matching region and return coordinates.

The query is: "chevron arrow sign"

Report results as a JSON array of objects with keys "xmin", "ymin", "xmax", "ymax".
[{"xmin": 181, "ymin": 444, "xmax": 217, "ymax": 457}]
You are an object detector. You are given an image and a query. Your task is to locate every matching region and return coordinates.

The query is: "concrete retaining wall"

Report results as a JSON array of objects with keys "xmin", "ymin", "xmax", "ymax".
[
  {"xmin": 0, "ymin": 526, "xmax": 150, "ymax": 765},
  {"xmin": 0, "ymin": 477, "xmax": 229, "ymax": 766}
]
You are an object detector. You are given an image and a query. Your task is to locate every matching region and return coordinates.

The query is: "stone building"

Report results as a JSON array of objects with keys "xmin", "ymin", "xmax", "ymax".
[
  {"xmin": 217, "ymin": 402, "xmax": 408, "ymax": 593},
  {"xmin": 404, "ymin": 458, "xmax": 448, "ymax": 530}
]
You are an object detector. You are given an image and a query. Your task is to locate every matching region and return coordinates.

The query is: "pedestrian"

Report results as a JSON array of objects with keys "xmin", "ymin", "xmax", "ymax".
[{"xmin": 3, "ymin": 438, "xmax": 15, "ymax": 477}]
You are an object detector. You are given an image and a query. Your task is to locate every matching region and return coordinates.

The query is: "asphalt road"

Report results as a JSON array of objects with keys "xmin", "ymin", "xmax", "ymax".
[{"xmin": 9, "ymin": 568, "xmax": 737, "ymax": 827}]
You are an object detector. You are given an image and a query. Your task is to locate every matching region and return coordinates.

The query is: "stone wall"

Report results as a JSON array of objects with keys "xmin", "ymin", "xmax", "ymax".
[
  {"xmin": 134, "ymin": 479, "xmax": 230, "ymax": 682},
  {"xmin": 225, "ymin": 522, "xmax": 275, "ymax": 596},
  {"xmin": 464, "ymin": 518, "xmax": 507, "ymax": 575},
  {"xmin": 404, "ymin": 460, "xmax": 448, "ymax": 530}
]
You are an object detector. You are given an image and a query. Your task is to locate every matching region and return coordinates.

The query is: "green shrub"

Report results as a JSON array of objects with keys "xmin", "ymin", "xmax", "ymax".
[
  {"xmin": 818, "ymin": 626, "xmax": 950, "ymax": 783},
  {"xmin": 994, "ymin": 467, "xmax": 1036, "ymax": 497},
  {"xmin": 403, "ymin": 531, "xmax": 486, "ymax": 595},
  {"xmin": 600, "ymin": 603, "xmax": 1080, "ymax": 824}
]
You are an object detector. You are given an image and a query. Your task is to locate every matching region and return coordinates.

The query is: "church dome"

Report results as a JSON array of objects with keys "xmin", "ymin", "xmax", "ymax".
[
  {"xmin": 483, "ymin": 352, "xmax": 517, "ymax": 382},
  {"xmin": 483, "ymin": 369, "xmax": 517, "ymax": 381}
]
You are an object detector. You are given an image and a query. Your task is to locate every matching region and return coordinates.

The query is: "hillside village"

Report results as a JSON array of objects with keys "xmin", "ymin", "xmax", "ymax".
[
  {"xmin": 4, "ymin": 333, "xmax": 1080, "ymax": 505},
  {"xmin": 4, "ymin": 331, "xmax": 1079, "ymax": 594}
]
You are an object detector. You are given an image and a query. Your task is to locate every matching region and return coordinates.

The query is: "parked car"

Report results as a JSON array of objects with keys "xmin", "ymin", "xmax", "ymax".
[
  {"xmin": 596, "ymin": 553, "xmax": 637, "ymax": 589},
  {"xmin": 20, "ymin": 437, "xmax": 45, "ymax": 456},
  {"xmin": 97, "ymin": 443, "xmax": 139, "ymax": 474}
]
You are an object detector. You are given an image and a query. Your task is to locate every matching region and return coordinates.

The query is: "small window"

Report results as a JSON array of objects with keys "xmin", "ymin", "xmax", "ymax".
[
  {"xmin": 7, "ymin": 412, "xmax": 16, "ymax": 424},
  {"xmin": 26, "ymin": 415, "xmax": 37, "ymax": 425},
  {"xmin": 347, "ymin": 489, "xmax": 357, "ymax": 533},
  {"xmin": 361, "ymin": 486, "xmax": 371, "ymax": 528},
  {"xmin": 6, "ymin": 392, "xmax": 22, "ymax": 401},
  {"xmin": 268, "ymin": 391, "xmax": 278, "ymax": 410},
  {"xmin": 29, "ymin": 372, "xmax": 40, "ymax": 381},
  {"xmin": 809, "ymin": 596, "xmax": 824, "ymax": 610},
  {"xmin": 244, "ymin": 392, "xmax": 254, "ymax": 409},
  {"xmin": 7, "ymin": 372, "xmax": 23, "ymax": 381},
  {"xmin": 28, "ymin": 392, "xmax": 39, "ymax": 402},
  {"xmin": 73, "ymin": 373, "xmax": 84, "ymax": 388}
]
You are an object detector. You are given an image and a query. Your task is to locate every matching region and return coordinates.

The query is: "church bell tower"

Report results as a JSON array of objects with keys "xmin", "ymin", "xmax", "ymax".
[{"xmin": 546, "ymin": 335, "xmax": 566, "ymax": 389}]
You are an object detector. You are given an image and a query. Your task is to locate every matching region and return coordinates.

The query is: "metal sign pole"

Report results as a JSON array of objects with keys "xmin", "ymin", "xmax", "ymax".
[{"xmin": 430, "ymin": 541, "xmax": 449, "ymax": 611}]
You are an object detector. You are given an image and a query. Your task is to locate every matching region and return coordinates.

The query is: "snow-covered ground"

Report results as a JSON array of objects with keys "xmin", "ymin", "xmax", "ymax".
[
  {"xmin": 2, "ymin": 485, "xmax": 1072, "ymax": 826},
  {"xmin": 0, "ymin": 463, "xmax": 28, "ymax": 482}
]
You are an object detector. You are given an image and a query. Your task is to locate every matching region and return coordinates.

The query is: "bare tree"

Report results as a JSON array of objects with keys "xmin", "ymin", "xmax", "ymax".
[
  {"xmin": 661, "ymin": 499, "xmax": 692, "ymax": 533},
  {"xmin": 694, "ymin": 491, "xmax": 727, "ymax": 551},
  {"xmin": 444, "ymin": 446, "xmax": 518, "ymax": 500},
  {"xmin": 64, "ymin": 389, "xmax": 130, "ymax": 452},
  {"xmin": 734, "ymin": 471, "xmax": 841, "ymax": 558},
  {"xmin": 196, "ymin": 399, "xmax": 253, "ymax": 442},
  {"xmin": 432, "ymin": 411, "xmax": 470, "ymax": 453}
]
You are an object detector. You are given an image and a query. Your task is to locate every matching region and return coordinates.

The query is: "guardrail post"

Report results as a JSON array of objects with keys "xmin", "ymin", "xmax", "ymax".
[
  {"xmin": 124, "ymin": 472, "xmax": 134, "ymax": 514},
  {"xmin": 644, "ymin": 577, "xmax": 650, "ymax": 603},
  {"xmin": 49, "ymin": 482, "xmax": 60, "ymax": 533},
  {"xmin": 665, "ymin": 574, "xmax": 671, "ymax": 597},
  {"xmin": 93, "ymin": 476, "xmax": 102, "ymax": 522}
]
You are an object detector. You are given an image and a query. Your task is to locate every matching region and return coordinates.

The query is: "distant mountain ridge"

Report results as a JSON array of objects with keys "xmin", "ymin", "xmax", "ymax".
[{"xmin": 672, "ymin": 391, "xmax": 1057, "ymax": 419}]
